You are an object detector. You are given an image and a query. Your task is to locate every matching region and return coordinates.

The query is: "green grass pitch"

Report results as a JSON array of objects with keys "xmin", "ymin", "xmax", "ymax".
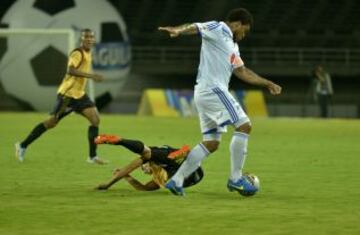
[{"xmin": 1, "ymin": 112, "xmax": 360, "ymax": 235}]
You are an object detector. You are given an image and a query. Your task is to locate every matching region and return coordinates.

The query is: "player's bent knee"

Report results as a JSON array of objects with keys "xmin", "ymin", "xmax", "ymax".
[
  {"xmin": 202, "ymin": 141, "xmax": 220, "ymax": 153},
  {"xmin": 236, "ymin": 122, "xmax": 252, "ymax": 134},
  {"xmin": 92, "ymin": 119, "xmax": 100, "ymax": 127},
  {"xmin": 88, "ymin": 113, "xmax": 100, "ymax": 126},
  {"xmin": 44, "ymin": 119, "xmax": 58, "ymax": 129},
  {"xmin": 48, "ymin": 122, "xmax": 57, "ymax": 129}
]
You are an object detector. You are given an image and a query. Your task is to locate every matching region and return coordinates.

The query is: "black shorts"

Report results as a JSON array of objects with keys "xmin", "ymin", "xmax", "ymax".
[
  {"xmin": 148, "ymin": 146, "xmax": 204, "ymax": 188},
  {"xmin": 183, "ymin": 167, "xmax": 204, "ymax": 188},
  {"xmin": 148, "ymin": 146, "xmax": 180, "ymax": 176},
  {"xmin": 149, "ymin": 146, "xmax": 177, "ymax": 163},
  {"xmin": 51, "ymin": 94, "xmax": 95, "ymax": 120}
]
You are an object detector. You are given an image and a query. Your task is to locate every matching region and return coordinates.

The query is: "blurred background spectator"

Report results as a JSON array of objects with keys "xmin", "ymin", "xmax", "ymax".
[{"xmin": 312, "ymin": 65, "xmax": 333, "ymax": 118}]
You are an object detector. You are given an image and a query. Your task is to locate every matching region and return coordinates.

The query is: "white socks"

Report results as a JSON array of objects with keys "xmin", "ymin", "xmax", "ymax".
[
  {"xmin": 172, "ymin": 143, "xmax": 210, "ymax": 187},
  {"xmin": 171, "ymin": 132, "xmax": 248, "ymax": 187},
  {"xmin": 230, "ymin": 132, "xmax": 248, "ymax": 181}
]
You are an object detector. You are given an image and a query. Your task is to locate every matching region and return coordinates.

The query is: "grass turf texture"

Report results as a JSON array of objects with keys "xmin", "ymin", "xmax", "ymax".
[{"xmin": 0, "ymin": 112, "xmax": 360, "ymax": 235}]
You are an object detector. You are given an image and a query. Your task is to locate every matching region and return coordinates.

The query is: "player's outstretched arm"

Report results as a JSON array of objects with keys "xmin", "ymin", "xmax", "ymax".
[
  {"xmin": 124, "ymin": 175, "xmax": 160, "ymax": 191},
  {"xmin": 68, "ymin": 66, "xmax": 104, "ymax": 82},
  {"xmin": 234, "ymin": 66, "xmax": 282, "ymax": 95},
  {"xmin": 95, "ymin": 158, "xmax": 144, "ymax": 190},
  {"xmin": 158, "ymin": 23, "xmax": 198, "ymax": 38}
]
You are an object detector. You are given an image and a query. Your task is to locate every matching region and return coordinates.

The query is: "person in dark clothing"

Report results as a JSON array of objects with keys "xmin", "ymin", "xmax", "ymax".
[{"xmin": 312, "ymin": 65, "xmax": 334, "ymax": 118}]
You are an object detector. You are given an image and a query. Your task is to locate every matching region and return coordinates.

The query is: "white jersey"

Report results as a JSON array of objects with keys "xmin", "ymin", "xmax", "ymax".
[{"xmin": 194, "ymin": 21, "xmax": 244, "ymax": 91}]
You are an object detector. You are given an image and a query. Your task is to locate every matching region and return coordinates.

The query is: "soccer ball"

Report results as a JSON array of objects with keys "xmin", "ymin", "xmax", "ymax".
[
  {"xmin": 0, "ymin": 0, "xmax": 130, "ymax": 111},
  {"xmin": 239, "ymin": 173, "xmax": 260, "ymax": 197}
]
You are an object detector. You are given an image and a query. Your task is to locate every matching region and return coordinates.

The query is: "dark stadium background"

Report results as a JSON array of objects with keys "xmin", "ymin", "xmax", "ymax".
[{"xmin": 1, "ymin": 0, "xmax": 359, "ymax": 117}]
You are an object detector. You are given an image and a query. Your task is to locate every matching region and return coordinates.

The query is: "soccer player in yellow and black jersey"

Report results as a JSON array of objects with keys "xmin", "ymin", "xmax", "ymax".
[
  {"xmin": 94, "ymin": 134, "xmax": 204, "ymax": 191},
  {"xmin": 15, "ymin": 29, "xmax": 107, "ymax": 164}
]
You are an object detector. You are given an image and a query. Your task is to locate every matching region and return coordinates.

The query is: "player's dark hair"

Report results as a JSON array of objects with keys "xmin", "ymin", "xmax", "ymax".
[
  {"xmin": 226, "ymin": 8, "xmax": 253, "ymax": 26},
  {"xmin": 81, "ymin": 28, "xmax": 94, "ymax": 34}
]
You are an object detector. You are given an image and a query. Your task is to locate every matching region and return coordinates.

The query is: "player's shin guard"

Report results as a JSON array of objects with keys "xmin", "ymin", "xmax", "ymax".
[
  {"xmin": 21, "ymin": 123, "xmax": 47, "ymax": 148},
  {"xmin": 117, "ymin": 139, "xmax": 145, "ymax": 154},
  {"xmin": 230, "ymin": 132, "xmax": 248, "ymax": 181},
  {"xmin": 88, "ymin": 126, "xmax": 99, "ymax": 158}
]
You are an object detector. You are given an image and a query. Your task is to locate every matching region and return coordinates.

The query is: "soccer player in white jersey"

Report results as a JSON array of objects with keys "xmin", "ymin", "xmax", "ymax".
[{"xmin": 158, "ymin": 8, "xmax": 282, "ymax": 196}]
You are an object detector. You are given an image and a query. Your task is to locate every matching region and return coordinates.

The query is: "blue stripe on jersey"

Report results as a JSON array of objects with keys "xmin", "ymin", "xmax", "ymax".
[
  {"xmin": 222, "ymin": 27, "xmax": 232, "ymax": 38},
  {"xmin": 206, "ymin": 21, "xmax": 218, "ymax": 27},
  {"xmin": 207, "ymin": 22, "xmax": 217, "ymax": 27},
  {"xmin": 213, "ymin": 88, "xmax": 236, "ymax": 122},
  {"xmin": 207, "ymin": 22, "xmax": 220, "ymax": 31},
  {"xmin": 208, "ymin": 24, "xmax": 221, "ymax": 31},
  {"xmin": 207, "ymin": 22, "xmax": 218, "ymax": 27},
  {"xmin": 213, "ymin": 88, "xmax": 239, "ymax": 122}
]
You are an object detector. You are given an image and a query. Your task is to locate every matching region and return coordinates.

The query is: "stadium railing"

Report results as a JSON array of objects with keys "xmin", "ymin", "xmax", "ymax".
[{"xmin": 131, "ymin": 46, "xmax": 360, "ymax": 76}]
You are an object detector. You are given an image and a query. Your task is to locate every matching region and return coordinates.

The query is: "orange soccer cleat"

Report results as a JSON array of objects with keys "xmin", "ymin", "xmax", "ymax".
[
  {"xmin": 94, "ymin": 134, "xmax": 122, "ymax": 145},
  {"xmin": 168, "ymin": 145, "xmax": 191, "ymax": 160}
]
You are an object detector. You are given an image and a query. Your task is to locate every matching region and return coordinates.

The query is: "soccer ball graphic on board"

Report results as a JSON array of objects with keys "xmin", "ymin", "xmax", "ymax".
[{"xmin": 0, "ymin": 0, "xmax": 131, "ymax": 111}]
